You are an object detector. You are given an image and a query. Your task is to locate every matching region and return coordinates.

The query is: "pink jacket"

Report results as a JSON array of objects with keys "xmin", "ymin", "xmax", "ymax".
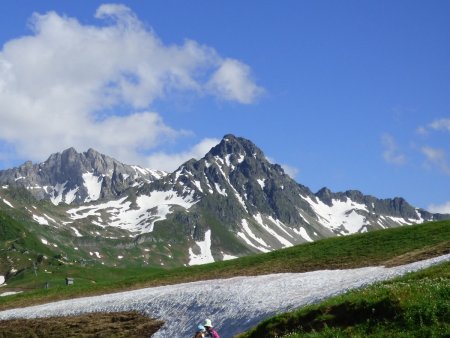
[{"xmin": 206, "ymin": 329, "xmax": 219, "ymax": 338}]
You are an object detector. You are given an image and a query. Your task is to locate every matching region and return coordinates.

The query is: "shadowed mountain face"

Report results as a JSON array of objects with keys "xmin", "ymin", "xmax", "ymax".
[{"xmin": 0, "ymin": 134, "xmax": 448, "ymax": 270}]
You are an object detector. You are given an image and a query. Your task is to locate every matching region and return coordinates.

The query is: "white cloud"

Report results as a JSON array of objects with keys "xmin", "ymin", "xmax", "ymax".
[
  {"xmin": 381, "ymin": 134, "xmax": 406, "ymax": 165},
  {"xmin": 146, "ymin": 138, "xmax": 220, "ymax": 172},
  {"xmin": 280, "ymin": 164, "xmax": 299, "ymax": 178},
  {"xmin": 207, "ymin": 59, "xmax": 264, "ymax": 104},
  {"xmin": 0, "ymin": 4, "xmax": 262, "ymax": 166},
  {"xmin": 418, "ymin": 118, "xmax": 450, "ymax": 135},
  {"xmin": 429, "ymin": 118, "xmax": 450, "ymax": 132},
  {"xmin": 421, "ymin": 146, "xmax": 450, "ymax": 175},
  {"xmin": 427, "ymin": 201, "xmax": 450, "ymax": 214},
  {"xmin": 265, "ymin": 156, "xmax": 299, "ymax": 178}
]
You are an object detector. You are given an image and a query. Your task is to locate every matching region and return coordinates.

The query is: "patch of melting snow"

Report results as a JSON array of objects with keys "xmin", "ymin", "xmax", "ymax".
[
  {"xmin": 253, "ymin": 213, "xmax": 293, "ymax": 247},
  {"xmin": 293, "ymin": 227, "xmax": 314, "ymax": 242},
  {"xmin": 2, "ymin": 198, "xmax": 14, "ymax": 208},
  {"xmin": 302, "ymin": 195, "xmax": 369, "ymax": 234},
  {"xmin": 67, "ymin": 190, "xmax": 197, "ymax": 233},
  {"xmin": 82, "ymin": 172, "xmax": 103, "ymax": 202},
  {"xmin": 256, "ymin": 178, "xmax": 265, "ymax": 189},
  {"xmin": 50, "ymin": 182, "xmax": 67, "ymax": 205},
  {"xmin": 188, "ymin": 229, "xmax": 214, "ymax": 265},
  {"xmin": 70, "ymin": 227, "xmax": 83, "ymax": 237},
  {"xmin": 33, "ymin": 215, "xmax": 49, "ymax": 226},
  {"xmin": 0, "ymin": 255, "xmax": 448, "ymax": 337},
  {"xmin": 0, "ymin": 291, "xmax": 22, "ymax": 297}
]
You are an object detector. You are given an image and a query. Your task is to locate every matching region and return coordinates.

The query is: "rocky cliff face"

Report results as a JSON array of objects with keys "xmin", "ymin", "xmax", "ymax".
[{"xmin": 0, "ymin": 148, "xmax": 166, "ymax": 204}]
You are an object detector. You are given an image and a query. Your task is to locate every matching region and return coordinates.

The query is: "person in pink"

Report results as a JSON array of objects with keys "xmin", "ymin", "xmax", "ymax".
[{"xmin": 203, "ymin": 318, "xmax": 220, "ymax": 338}]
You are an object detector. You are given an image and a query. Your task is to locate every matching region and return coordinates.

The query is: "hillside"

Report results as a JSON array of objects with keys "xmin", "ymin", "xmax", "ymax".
[
  {"xmin": 0, "ymin": 222, "xmax": 450, "ymax": 337},
  {"xmin": 1, "ymin": 220, "xmax": 448, "ymax": 311}
]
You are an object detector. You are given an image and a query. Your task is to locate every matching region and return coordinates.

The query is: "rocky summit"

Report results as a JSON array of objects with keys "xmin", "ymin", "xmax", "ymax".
[{"xmin": 0, "ymin": 134, "xmax": 448, "ymax": 277}]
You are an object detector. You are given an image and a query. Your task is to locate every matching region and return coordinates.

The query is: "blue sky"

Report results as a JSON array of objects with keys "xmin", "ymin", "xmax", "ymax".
[{"xmin": 0, "ymin": 1, "xmax": 449, "ymax": 212}]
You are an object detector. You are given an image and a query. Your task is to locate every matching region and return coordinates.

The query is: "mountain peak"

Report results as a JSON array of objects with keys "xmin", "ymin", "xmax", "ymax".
[
  {"xmin": 61, "ymin": 147, "xmax": 78, "ymax": 155},
  {"xmin": 207, "ymin": 134, "xmax": 264, "ymax": 160}
]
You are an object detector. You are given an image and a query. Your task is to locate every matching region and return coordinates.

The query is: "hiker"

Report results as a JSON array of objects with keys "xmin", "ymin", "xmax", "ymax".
[
  {"xmin": 203, "ymin": 318, "xmax": 220, "ymax": 338},
  {"xmin": 194, "ymin": 324, "xmax": 206, "ymax": 338}
]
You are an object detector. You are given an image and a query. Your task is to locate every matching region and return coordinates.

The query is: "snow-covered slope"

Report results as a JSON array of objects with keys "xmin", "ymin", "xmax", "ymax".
[{"xmin": 1, "ymin": 254, "xmax": 448, "ymax": 338}]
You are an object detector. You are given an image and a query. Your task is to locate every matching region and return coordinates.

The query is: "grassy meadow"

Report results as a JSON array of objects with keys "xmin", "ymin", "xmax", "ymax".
[{"xmin": 0, "ymin": 220, "xmax": 448, "ymax": 312}]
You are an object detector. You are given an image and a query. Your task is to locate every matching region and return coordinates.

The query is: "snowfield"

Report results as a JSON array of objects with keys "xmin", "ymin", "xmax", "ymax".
[{"xmin": 0, "ymin": 254, "xmax": 448, "ymax": 338}]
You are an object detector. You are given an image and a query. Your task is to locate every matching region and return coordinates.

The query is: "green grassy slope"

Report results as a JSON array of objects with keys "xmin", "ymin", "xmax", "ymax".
[
  {"xmin": 237, "ymin": 261, "xmax": 449, "ymax": 338},
  {"xmin": 0, "ymin": 220, "xmax": 449, "ymax": 311}
]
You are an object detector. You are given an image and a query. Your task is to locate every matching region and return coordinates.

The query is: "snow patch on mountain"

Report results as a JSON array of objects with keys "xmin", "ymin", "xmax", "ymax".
[
  {"xmin": 32, "ymin": 215, "xmax": 49, "ymax": 225},
  {"xmin": 67, "ymin": 190, "xmax": 198, "ymax": 233},
  {"xmin": 1, "ymin": 198, "xmax": 14, "ymax": 208},
  {"xmin": 237, "ymin": 218, "xmax": 271, "ymax": 252},
  {"xmin": 65, "ymin": 187, "xmax": 79, "ymax": 204},
  {"xmin": 83, "ymin": 172, "xmax": 103, "ymax": 202},
  {"xmin": 257, "ymin": 178, "xmax": 265, "ymax": 189},
  {"xmin": 214, "ymin": 183, "xmax": 227, "ymax": 196},
  {"xmin": 303, "ymin": 195, "xmax": 369, "ymax": 234},
  {"xmin": 239, "ymin": 219, "xmax": 270, "ymax": 248},
  {"xmin": 70, "ymin": 227, "xmax": 83, "ymax": 237},
  {"xmin": 294, "ymin": 227, "xmax": 314, "ymax": 242},
  {"xmin": 188, "ymin": 229, "xmax": 214, "ymax": 265},
  {"xmin": 253, "ymin": 213, "xmax": 293, "ymax": 247},
  {"xmin": 50, "ymin": 182, "xmax": 67, "ymax": 205}
]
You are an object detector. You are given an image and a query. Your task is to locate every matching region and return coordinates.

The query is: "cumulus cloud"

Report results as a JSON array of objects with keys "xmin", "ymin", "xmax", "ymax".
[
  {"xmin": 146, "ymin": 138, "xmax": 220, "ymax": 172},
  {"xmin": 280, "ymin": 163, "xmax": 299, "ymax": 178},
  {"xmin": 421, "ymin": 146, "xmax": 450, "ymax": 175},
  {"xmin": 265, "ymin": 156, "xmax": 299, "ymax": 178},
  {"xmin": 427, "ymin": 201, "xmax": 450, "ymax": 214},
  {"xmin": 0, "ymin": 4, "xmax": 262, "ymax": 167},
  {"xmin": 381, "ymin": 134, "xmax": 406, "ymax": 165},
  {"xmin": 429, "ymin": 118, "xmax": 450, "ymax": 132},
  {"xmin": 418, "ymin": 118, "xmax": 450, "ymax": 135},
  {"xmin": 207, "ymin": 59, "xmax": 264, "ymax": 104}
]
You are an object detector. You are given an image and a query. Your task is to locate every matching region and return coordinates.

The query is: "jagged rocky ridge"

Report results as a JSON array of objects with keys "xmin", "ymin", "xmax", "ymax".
[
  {"xmin": 0, "ymin": 135, "xmax": 448, "ymax": 265},
  {"xmin": 0, "ymin": 148, "xmax": 166, "ymax": 204}
]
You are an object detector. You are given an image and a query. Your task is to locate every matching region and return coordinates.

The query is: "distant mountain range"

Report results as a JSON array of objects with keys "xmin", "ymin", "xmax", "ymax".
[{"xmin": 0, "ymin": 134, "xmax": 448, "ymax": 279}]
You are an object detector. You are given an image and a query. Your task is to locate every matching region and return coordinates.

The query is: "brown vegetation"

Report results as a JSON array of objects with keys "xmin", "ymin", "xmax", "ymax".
[{"xmin": 0, "ymin": 311, "xmax": 164, "ymax": 338}]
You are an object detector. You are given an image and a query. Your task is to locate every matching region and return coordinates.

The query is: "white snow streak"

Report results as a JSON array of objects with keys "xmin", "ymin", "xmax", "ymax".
[
  {"xmin": 222, "ymin": 253, "xmax": 238, "ymax": 261},
  {"xmin": 0, "ymin": 276, "xmax": 4, "ymax": 285},
  {"xmin": 193, "ymin": 180, "xmax": 203, "ymax": 193},
  {"xmin": 253, "ymin": 213, "xmax": 293, "ymax": 247},
  {"xmin": 70, "ymin": 227, "xmax": 83, "ymax": 237},
  {"xmin": 0, "ymin": 255, "xmax": 448, "ymax": 338},
  {"xmin": 188, "ymin": 229, "xmax": 215, "ymax": 266},
  {"xmin": 239, "ymin": 219, "xmax": 269, "ymax": 248},
  {"xmin": 294, "ymin": 227, "xmax": 314, "ymax": 242},
  {"xmin": 214, "ymin": 183, "xmax": 227, "ymax": 196},
  {"xmin": 2, "ymin": 198, "xmax": 14, "ymax": 208},
  {"xmin": 256, "ymin": 179, "xmax": 265, "ymax": 189}
]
